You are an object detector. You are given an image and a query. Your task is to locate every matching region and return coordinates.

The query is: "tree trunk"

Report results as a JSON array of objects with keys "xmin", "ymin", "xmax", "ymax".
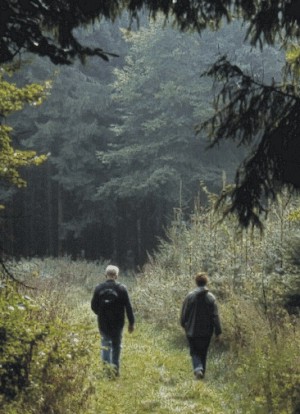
[
  {"xmin": 57, "ymin": 183, "xmax": 63, "ymax": 256},
  {"xmin": 46, "ymin": 165, "xmax": 54, "ymax": 256}
]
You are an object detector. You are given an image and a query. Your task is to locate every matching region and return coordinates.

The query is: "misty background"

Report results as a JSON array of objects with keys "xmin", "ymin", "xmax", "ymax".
[{"xmin": 1, "ymin": 15, "xmax": 284, "ymax": 268}]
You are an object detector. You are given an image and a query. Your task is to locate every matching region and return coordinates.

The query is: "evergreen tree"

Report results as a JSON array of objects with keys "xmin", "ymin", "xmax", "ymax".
[
  {"xmin": 2, "ymin": 1, "xmax": 300, "ymax": 227},
  {"xmin": 9, "ymin": 63, "xmax": 113, "ymax": 257},
  {"xmin": 1, "ymin": 1, "xmax": 299, "ymax": 65},
  {"xmin": 6, "ymin": 22, "xmax": 127, "ymax": 259},
  {"xmin": 95, "ymin": 20, "xmax": 283, "ymax": 262},
  {"xmin": 200, "ymin": 52, "xmax": 299, "ymax": 228}
]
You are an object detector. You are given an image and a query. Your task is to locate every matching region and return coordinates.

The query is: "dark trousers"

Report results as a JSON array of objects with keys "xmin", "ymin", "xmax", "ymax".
[{"xmin": 187, "ymin": 336, "xmax": 211, "ymax": 374}]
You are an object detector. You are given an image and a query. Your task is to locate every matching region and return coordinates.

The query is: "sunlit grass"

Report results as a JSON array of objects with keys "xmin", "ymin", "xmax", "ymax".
[{"xmin": 84, "ymin": 322, "xmax": 227, "ymax": 414}]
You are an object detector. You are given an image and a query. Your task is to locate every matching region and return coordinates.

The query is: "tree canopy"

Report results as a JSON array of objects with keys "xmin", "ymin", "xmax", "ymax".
[
  {"xmin": 98, "ymin": 21, "xmax": 247, "ymax": 211},
  {"xmin": 2, "ymin": 0, "xmax": 300, "ymax": 229},
  {"xmin": 4, "ymin": 20, "xmax": 256, "ymax": 263},
  {"xmin": 1, "ymin": 0, "xmax": 300, "ymax": 65}
]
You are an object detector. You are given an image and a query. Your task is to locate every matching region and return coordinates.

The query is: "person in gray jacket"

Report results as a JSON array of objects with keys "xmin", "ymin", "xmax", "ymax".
[{"xmin": 180, "ymin": 272, "xmax": 222, "ymax": 379}]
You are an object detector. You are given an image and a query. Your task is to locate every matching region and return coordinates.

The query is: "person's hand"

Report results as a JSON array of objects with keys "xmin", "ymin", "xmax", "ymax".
[{"xmin": 128, "ymin": 324, "xmax": 134, "ymax": 334}]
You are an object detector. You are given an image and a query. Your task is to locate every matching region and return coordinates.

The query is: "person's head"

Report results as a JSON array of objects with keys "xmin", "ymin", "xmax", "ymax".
[
  {"xmin": 195, "ymin": 272, "xmax": 208, "ymax": 287},
  {"xmin": 105, "ymin": 265, "xmax": 119, "ymax": 280}
]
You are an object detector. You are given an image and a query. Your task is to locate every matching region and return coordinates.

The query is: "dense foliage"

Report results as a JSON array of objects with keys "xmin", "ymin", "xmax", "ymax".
[
  {"xmin": 0, "ymin": 22, "xmax": 124, "ymax": 259},
  {"xmin": 0, "ymin": 259, "xmax": 104, "ymax": 413},
  {"xmin": 5, "ymin": 20, "xmax": 278, "ymax": 264},
  {"xmin": 1, "ymin": 191, "xmax": 300, "ymax": 413},
  {"xmin": 1, "ymin": 0, "xmax": 300, "ymax": 65},
  {"xmin": 1, "ymin": 3, "xmax": 300, "ymax": 412},
  {"xmin": 200, "ymin": 54, "xmax": 300, "ymax": 228},
  {"xmin": 1, "ymin": 0, "xmax": 300, "ymax": 230},
  {"xmin": 0, "ymin": 67, "xmax": 49, "ymax": 205}
]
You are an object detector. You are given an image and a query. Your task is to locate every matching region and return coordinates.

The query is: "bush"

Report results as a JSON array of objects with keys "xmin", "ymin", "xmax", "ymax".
[
  {"xmin": 0, "ymin": 267, "xmax": 97, "ymax": 414},
  {"xmin": 132, "ymin": 193, "xmax": 300, "ymax": 413}
]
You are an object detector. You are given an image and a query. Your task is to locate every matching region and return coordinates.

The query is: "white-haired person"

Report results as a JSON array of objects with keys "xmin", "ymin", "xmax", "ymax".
[{"xmin": 91, "ymin": 265, "xmax": 135, "ymax": 376}]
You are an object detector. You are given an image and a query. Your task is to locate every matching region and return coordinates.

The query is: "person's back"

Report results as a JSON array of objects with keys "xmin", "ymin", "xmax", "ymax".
[
  {"xmin": 182, "ymin": 287, "xmax": 219, "ymax": 338},
  {"xmin": 92, "ymin": 278, "xmax": 133, "ymax": 337},
  {"xmin": 181, "ymin": 272, "xmax": 222, "ymax": 379},
  {"xmin": 91, "ymin": 265, "xmax": 135, "ymax": 376}
]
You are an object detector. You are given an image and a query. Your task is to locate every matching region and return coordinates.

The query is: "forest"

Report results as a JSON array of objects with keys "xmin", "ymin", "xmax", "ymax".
[
  {"xmin": 1, "ymin": 1, "xmax": 300, "ymax": 413},
  {"xmin": 1, "ymin": 16, "xmax": 285, "ymax": 266}
]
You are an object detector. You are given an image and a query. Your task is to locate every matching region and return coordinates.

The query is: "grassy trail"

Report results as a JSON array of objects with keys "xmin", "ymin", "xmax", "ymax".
[{"xmin": 85, "ymin": 321, "xmax": 229, "ymax": 414}]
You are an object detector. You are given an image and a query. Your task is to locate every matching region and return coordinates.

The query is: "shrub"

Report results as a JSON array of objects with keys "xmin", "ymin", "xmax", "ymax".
[
  {"xmin": 0, "ymin": 267, "xmax": 97, "ymax": 414},
  {"xmin": 132, "ymin": 192, "xmax": 300, "ymax": 413}
]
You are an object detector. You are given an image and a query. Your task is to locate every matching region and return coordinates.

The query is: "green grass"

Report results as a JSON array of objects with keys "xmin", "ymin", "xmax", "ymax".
[{"xmin": 83, "ymin": 320, "xmax": 229, "ymax": 414}]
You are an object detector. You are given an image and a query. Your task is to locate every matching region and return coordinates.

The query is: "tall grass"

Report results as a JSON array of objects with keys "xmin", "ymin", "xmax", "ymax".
[{"xmin": 132, "ymin": 191, "xmax": 300, "ymax": 413}]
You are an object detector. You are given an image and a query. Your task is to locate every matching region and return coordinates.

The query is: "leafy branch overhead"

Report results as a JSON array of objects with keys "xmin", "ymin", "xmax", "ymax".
[
  {"xmin": 1, "ymin": 0, "xmax": 300, "ymax": 65},
  {"xmin": 0, "ymin": 69, "xmax": 50, "ymax": 202},
  {"xmin": 199, "ymin": 56, "xmax": 300, "ymax": 228}
]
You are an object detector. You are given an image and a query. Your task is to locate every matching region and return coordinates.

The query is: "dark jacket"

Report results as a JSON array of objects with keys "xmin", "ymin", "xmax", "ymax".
[
  {"xmin": 180, "ymin": 286, "xmax": 222, "ymax": 338},
  {"xmin": 91, "ymin": 279, "xmax": 135, "ymax": 336}
]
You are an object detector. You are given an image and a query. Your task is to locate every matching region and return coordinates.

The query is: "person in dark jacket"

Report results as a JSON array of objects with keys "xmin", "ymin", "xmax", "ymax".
[
  {"xmin": 180, "ymin": 272, "xmax": 222, "ymax": 379},
  {"xmin": 91, "ymin": 265, "xmax": 135, "ymax": 376}
]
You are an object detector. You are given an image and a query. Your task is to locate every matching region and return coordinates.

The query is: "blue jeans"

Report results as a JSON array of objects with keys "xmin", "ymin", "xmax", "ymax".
[{"xmin": 100, "ymin": 331, "xmax": 122, "ymax": 372}]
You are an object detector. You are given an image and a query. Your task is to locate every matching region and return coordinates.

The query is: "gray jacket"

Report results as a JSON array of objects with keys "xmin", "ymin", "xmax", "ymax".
[{"xmin": 180, "ymin": 286, "xmax": 222, "ymax": 338}]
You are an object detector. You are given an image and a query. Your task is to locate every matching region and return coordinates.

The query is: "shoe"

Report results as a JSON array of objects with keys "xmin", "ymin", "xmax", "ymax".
[
  {"xmin": 194, "ymin": 368, "xmax": 204, "ymax": 380},
  {"xmin": 111, "ymin": 364, "xmax": 120, "ymax": 378}
]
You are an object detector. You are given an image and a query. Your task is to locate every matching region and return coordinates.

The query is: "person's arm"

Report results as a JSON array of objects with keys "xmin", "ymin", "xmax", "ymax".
[
  {"xmin": 91, "ymin": 287, "xmax": 100, "ymax": 315},
  {"xmin": 212, "ymin": 301, "xmax": 222, "ymax": 337},
  {"xmin": 180, "ymin": 293, "xmax": 193, "ymax": 329},
  {"xmin": 123, "ymin": 289, "xmax": 135, "ymax": 332},
  {"xmin": 180, "ymin": 296, "xmax": 189, "ymax": 328}
]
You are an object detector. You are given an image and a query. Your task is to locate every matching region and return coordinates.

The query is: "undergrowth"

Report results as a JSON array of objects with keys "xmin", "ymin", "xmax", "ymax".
[{"xmin": 1, "ymin": 191, "xmax": 300, "ymax": 413}]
